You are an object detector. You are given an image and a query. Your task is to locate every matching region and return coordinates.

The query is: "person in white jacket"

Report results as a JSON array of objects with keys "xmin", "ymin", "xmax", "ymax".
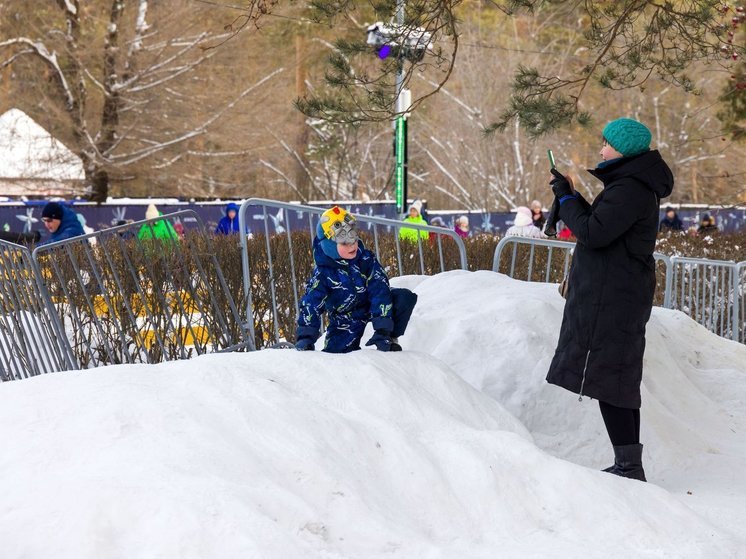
[{"xmin": 505, "ymin": 206, "xmax": 544, "ymax": 238}]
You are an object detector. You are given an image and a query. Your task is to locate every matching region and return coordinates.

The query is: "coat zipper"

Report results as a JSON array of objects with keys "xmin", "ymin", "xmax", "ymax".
[{"xmin": 578, "ymin": 349, "xmax": 591, "ymax": 402}]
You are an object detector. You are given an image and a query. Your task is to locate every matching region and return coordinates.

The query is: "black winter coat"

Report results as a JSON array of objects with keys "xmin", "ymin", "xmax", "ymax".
[{"xmin": 546, "ymin": 150, "xmax": 674, "ymax": 409}]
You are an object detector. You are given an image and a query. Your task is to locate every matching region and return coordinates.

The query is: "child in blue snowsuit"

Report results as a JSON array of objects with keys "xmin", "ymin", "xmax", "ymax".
[{"xmin": 295, "ymin": 206, "xmax": 418, "ymax": 353}]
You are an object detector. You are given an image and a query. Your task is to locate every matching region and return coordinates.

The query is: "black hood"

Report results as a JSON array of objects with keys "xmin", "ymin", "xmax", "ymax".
[{"xmin": 588, "ymin": 150, "xmax": 674, "ymax": 199}]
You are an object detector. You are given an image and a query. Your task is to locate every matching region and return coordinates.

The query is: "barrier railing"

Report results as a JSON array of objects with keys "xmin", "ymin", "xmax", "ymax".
[
  {"xmin": 3, "ymin": 205, "xmax": 744, "ymax": 383},
  {"xmin": 491, "ymin": 235, "xmax": 746, "ymax": 341},
  {"xmin": 31, "ymin": 210, "xmax": 251, "ymax": 369},
  {"xmin": 669, "ymin": 257, "xmax": 741, "ymax": 341},
  {"xmin": 737, "ymin": 262, "xmax": 745, "ymax": 344},
  {"xmin": 239, "ymin": 198, "xmax": 467, "ymax": 347},
  {"xmin": 492, "ymin": 236, "xmax": 575, "ymax": 283},
  {"xmin": 0, "ymin": 240, "xmax": 77, "ymax": 381}
]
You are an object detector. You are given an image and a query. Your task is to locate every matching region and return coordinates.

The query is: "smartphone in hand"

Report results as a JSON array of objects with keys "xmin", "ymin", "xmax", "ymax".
[{"xmin": 544, "ymin": 148, "xmax": 560, "ymax": 237}]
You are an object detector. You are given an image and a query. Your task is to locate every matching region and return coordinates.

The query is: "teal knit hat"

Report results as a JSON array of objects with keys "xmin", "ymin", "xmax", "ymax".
[{"xmin": 602, "ymin": 118, "xmax": 652, "ymax": 157}]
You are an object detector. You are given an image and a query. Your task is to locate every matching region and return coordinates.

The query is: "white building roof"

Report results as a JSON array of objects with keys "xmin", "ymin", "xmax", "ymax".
[{"xmin": 0, "ymin": 108, "xmax": 85, "ymax": 181}]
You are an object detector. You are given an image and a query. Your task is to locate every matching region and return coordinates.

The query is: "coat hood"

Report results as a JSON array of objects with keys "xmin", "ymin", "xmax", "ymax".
[
  {"xmin": 52, "ymin": 206, "xmax": 85, "ymax": 241},
  {"xmin": 589, "ymin": 150, "xmax": 674, "ymax": 199},
  {"xmin": 513, "ymin": 207, "xmax": 533, "ymax": 227},
  {"xmin": 312, "ymin": 236, "xmax": 364, "ymax": 268}
]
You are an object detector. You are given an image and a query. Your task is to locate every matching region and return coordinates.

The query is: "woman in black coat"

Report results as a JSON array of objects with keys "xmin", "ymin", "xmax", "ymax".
[{"xmin": 546, "ymin": 118, "xmax": 674, "ymax": 482}]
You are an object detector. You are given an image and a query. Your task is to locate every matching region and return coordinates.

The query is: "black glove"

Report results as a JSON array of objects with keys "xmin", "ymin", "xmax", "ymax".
[
  {"xmin": 295, "ymin": 337, "xmax": 315, "ymax": 351},
  {"xmin": 544, "ymin": 197, "xmax": 561, "ymax": 237},
  {"xmin": 549, "ymin": 168, "xmax": 574, "ymax": 199},
  {"xmin": 365, "ymin": 331, "xmax": 402, "ymax": 352}
]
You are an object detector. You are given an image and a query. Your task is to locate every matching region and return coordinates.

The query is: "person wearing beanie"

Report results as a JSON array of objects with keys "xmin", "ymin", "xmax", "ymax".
[
  {"xmin": 399, "ymin": 199, "xmax": 430, "ymax": 243},
  {"xmin": 295, "ymin": 206, "xmax": 418, "ymax": 353},
  {"xmin": 215, "ymin": 202, "xmax": 242, "ymax": 235},
  {"xmin": 454, "ymin": 215, "xmax": 470, "ymax": 239},
  {"xmin": 505, "ymin": 206, "xmax": 544, "ymax": 238},
  {"xmin": 546, "ymin": 117, "xmax": 674, "ymax": 483},
  {"xmin": 137, "ymin": 203, "xmax": 179, "ymax": 242},
  {"xmin": 530, "ymin": 200, "xmax": 546, "ymax": 231},
  {"xmin": 39, "ymin": 201, "xmax": 85, "ymax": 246},
  {"xmin": 697, "ymin": 214, "xmax": 719, "ymax": 236},
  {"xmin": 659, "ymin": 207, "xmax": 683, "ymax": 232}
]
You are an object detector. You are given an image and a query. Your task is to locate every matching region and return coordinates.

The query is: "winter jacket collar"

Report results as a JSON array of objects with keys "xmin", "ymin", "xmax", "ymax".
[{"xmin": 588, "ymin": 150, "xmax": 674, "ymax": 199}]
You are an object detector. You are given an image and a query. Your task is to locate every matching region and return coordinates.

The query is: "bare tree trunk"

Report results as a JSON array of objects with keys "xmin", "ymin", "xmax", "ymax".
[
  {"xmin": 691, "ymin": 164, "xmax": 698, "ymax": 204},
  {"xmin": 87, "ymin": 0, "xmax": 126, "ymax": 203}
]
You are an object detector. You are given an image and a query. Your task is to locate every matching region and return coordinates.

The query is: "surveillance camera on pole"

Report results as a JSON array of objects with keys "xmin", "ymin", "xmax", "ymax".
[
  {"xmin": 366, "ymin": 22, "xmax": 433, "ymax": 63},
  {"xmin": 367, "ymin": 11, "xmax": 431, "ymax": 216}
]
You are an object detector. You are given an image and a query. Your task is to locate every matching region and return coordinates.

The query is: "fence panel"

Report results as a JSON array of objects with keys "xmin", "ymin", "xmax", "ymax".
[
  {"xmin": 737, "ymin": 262, "xmax": 745, "ymax": 344},
  {"xmin": 668, "ymin": 257, "xmax": 740, "ymax": 341},
  {"xmin": 492, "ymin": 236, "xmax": 673, "ymax": 308},
  {"xmin": 32, "ymin": 210, "xmax": 251, "ymax": 369},
  {"xmin": 0, "ymin": 240, "xmax": 76, "ymax": 381},
  {"xmin": 239, "ymin": 199, "xmax": 467, "ymax": 348},
  {"xmin": 492, "ymin": 237, "xmax": 575, "ymax": 284}
]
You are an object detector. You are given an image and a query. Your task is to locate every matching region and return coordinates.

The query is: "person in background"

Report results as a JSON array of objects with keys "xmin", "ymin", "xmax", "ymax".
[
  {"xmin": 138, "ymin": 203, "xmax": 179, "ymax": 242},
  {"xmin": 173, "ymin": 220, "xmax": 186, "ymax": 238},
  {"xmin": 215, "ymin": 202, "xmax": 241, "ymax": 235},
  {"xmin": 113, "ymin": 219, "xmax": 136, "ymax": 241},
  {"xmin": 531, "ymin": 200, "xmax": 546, "ymax": 232},
  {"xmin": 546, "ymin": 117, "xmax": 674, "ymax": 483},
  {"xmin": 295, "ymin": 206, "xmax": 418, "ymax": 353},
  {"xmin": 399, "ymin": 200, "xmax": 429, "ymax": 243},
  {"xmin": 697, "ymin": 214, "xmax": 719, "ymax": 236},
  {"xmin": 77, "ymin": 212, "xmax": 96, "ymax": 245},
  {"xmin": 557, "ymin": 222, "xmax": 575, "ymax": 241},
  {"xmin": 659, "ymin": 207, "xmax": 683, "ymax": 232},
  {"xmin": 454, "ymin": 215, "xmax": 470, "ymax": 239},
  {"xmin": 505, "ymin": 206, "xmax": 543, "ymax": 238},
  {"xmin": 429, "ymin": 216, "xmax": 446, "ymax": 228},
  {"xmin": 38, "ymin": 201, "xmax": 85, "ymax": 246}
]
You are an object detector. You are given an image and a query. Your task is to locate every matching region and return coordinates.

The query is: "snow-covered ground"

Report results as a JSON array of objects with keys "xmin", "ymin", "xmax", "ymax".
[{"xmin": 1, "ymin": 271, "xmax": 745, "ymax": 558}]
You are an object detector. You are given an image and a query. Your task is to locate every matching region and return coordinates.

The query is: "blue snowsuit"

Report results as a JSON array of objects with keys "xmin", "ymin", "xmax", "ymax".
[
  {"xmin": 39, "ymin": 206, "xmax": 86, "ymax": 246},
  {"xmin": 215, "ymin": 203, "xmax": 241, "ymax": 235},
  {"xmin": 297, "ymin": 238, "xmax": 417, "ymax": 353}
]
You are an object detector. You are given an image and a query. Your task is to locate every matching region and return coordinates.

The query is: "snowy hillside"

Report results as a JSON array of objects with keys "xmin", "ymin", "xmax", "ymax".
[{"xmin": 1, "ymin": 271, "xmax": 745, "ymax": 558}]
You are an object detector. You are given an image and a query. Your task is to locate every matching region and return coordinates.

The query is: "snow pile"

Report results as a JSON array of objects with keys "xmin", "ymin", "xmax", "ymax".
[
  {"xmin": 1, "ymin": 271, "xmax": 745, "ymax": 558},
  {"xmin": 400, "ymin": 270, "xmax": 746, "ymax": 538}
]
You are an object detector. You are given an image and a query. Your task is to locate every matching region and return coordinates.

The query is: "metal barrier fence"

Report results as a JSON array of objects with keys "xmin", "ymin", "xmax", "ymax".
[
  {"xmin": 4, "ymin": 207, "xmax": 744, "ymax": 382},
  {"xmin": 238, "ymin": 198, "xmax": 468, "ymax": 347},
  {"xmin": 31, "ymin": 210, "xmax": 251, "ymax": 369},
  {"xmin": 738, "ymin": 262, "xmax": 746, "ymax": 344},
  {"xmin": 492, "ymin": 237, "xmax": 575, "ymax": 283},
  {"xmin": 0, "ymin": 240, "xmax": 77, "ymax": 381},
  {"xmin": 669, "ymin": 257, "xmax": 741, "ymax": 342},
  {"xmin": 492, "ymin": 236, "xmax": 746, "ymax": 342}
]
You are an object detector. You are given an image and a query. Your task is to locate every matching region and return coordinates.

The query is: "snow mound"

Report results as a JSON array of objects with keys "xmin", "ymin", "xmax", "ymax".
[
  {"xmin": 400, "ymin": 270, "xmax": 746, "ymax": 542},
  {"xmin": 1, "ymin": 271, "xmax": 745, "ymax": 557}
]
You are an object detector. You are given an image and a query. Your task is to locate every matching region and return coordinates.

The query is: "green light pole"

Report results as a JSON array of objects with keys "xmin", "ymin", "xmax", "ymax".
[
  {"xmin": 394, "ymin": 110, "xmax": 407, "ymax": 215},
  {"xmin": 394, "ymin": 0, "xmax": 406, "ymax": 215}
]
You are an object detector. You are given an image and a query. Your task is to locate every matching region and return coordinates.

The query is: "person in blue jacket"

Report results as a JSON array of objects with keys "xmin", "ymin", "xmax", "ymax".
[
  {"xmin": 295, "ymin": 206, "xmax": 418, "ymax": 353},
  {"xmin": 39, "ymin": 201, "xmax": 85, "ymax": 245},
  {"xmin": 215, "ymin": 202, "xmax": 241, "ymax": 235}
]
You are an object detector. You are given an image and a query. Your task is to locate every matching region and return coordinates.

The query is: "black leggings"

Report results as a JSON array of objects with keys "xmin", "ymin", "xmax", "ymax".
[{"xmin": 599, "ymin": 401, "xmax": 640, "ymax": 446}]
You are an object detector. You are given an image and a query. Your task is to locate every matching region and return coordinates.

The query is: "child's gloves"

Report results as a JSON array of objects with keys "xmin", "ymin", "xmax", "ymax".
[
  {"xmin": 295, "ymin": 337, "xmax": 315, "ymax": 351},
  {"xmin": 365, "ymin": 331, "xmax": 402, "ymax": 352}
]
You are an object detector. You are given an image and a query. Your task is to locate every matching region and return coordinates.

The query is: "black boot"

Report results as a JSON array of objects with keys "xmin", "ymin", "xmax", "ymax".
[{"xmin": 602, "ymin": 444, "xmax": 646, "ymax": 482}]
